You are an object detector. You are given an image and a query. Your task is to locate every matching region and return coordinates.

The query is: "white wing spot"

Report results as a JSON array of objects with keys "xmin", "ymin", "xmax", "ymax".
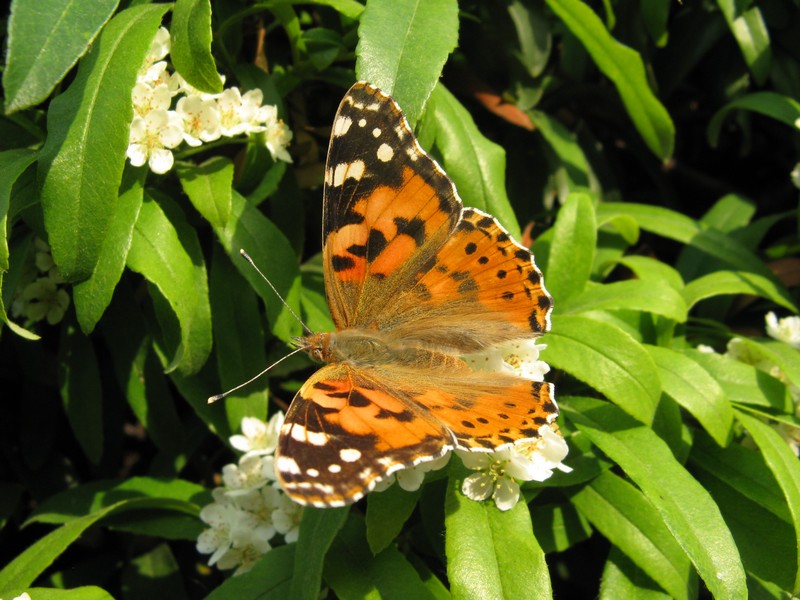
[
  {"xmin": 358, "ymin": 118, "xmax": 367, "ymax": 127},
  {"xmin": 372, "ymin": 127, "xmax": 381, "ymax": 138},
  {"xmin": 328, "ymin": 464, "xmax": 342, "ymax": 473},
  {"xmin": 306, "ymin": 468, "xmax": 320, "ymax": 477},
  {"xmin": 333, "ymin": 116, "xmax": 352, "ymax": 137},
  {"xmin": 340, "ymin": 448, "xmax": 361, "ymax": 462},
  {"xmin": 289, "ymin": 423, "xmax": 329, "ymax": 446},
  {"xmin": 332, "ymin": 160, "xmax": 366, "ymax": 186},
  {"xmin": 376, "ymin": 143, "xmax": 393, "ymax": 162},
  {"xmin": 276, "ymin": 455, "xmax": 301, "ymax": 475}
]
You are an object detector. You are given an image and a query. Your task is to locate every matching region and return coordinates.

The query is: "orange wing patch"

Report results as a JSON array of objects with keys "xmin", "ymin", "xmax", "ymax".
[
  {"xmin": 275, "ymin": 364, "xmax": 453, "ymax": 507},
  {"xmin": 412, "ymin": 208, "xmax": 552, "ymax": 335}
]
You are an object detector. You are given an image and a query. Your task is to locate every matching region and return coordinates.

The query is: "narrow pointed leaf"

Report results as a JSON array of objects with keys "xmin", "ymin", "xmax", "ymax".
[
  {"xmin": 38, "ymin": 3, "xmax": 170, "ymax": 281},
  {"xmin": 564, "ymin": 397, "xmax": 747, "ymax": 600},
  {"xmin": 545, "ymin": 193, "xmax": 596, "ymax": 301}
]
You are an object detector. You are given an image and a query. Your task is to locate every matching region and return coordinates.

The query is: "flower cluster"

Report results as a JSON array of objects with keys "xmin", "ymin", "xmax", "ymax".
[
  {"xmin": 10, "ymin": 238, "xmax": 70, "ymax": 325},
  {"xmin": 196, "ymin": 412, "xmax": 303, "ymax": 575},
  {"xmin": 128, "ymin": 27, "xmax": 293, "ymax": 174},
  {"xmin": 699, "ymin": 311, "xmax": 800, "ymax": 455},
  {"xmin": 458, "ymin": 340, "xmax": 571, "ymax": 511}
]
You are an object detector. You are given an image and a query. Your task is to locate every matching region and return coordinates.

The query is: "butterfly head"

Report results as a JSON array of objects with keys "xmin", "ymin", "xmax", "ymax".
[{"xmin": 293, "ymin": 332, "xmax": 333, "ymax": 363}]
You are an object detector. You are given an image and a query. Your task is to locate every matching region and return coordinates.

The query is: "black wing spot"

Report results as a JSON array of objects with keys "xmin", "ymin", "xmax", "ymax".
[
  {"xmin": 349, "ymin": 389, "xmax": 372, "ymax": 407},
  {"xmin": 515, "ymin": 249, "xmax": 529, "ymax": 260},
  {"xmin": 538, "ymin": 295, "xmax": 552, "ymax": 309},
  {"xmin": 528, "ymin": 271, "xmax": 541, "ymax": 285},
  {"xmin": 394, "ymin": 216, "xmax": 426, "ymax": 246},
  {"xmin": 332, "ymin": 255, "xmax": 355, "ymax": 272},
  {"xmin": 496, "ymin": 232, "xmax": 509, "ymax": 242},
  {"xmin": 476, "ymin": 417, "xmax": 489, "ymax": 424},
  {"xmin": 367, "ymin": 229, "xmax": 388, "ymax": 256},
  {"xmin": 497, "ymin": 270, "xmax": 507, "ymax": 279},
  {"xmin": 478, "ymin": 256, "xmax": 489, "ymax": 265},
  {"xmin": 477, "ymin": 216, "xmax": 494, "ymax": 228},
  {"xmin": 501, "ymin": 291, "xmax": 514, "ymax": 301},
  {"xmin": 465, "ymin": 242, "xmax": 477, "ymax": 255},
  {"xmin": 529, "ymin": 310, "xmax": 544, "ymax": 332},
  {"xmin": 461, "ymin": 420, "xmax": 476, "ymax": 429},
  {"xmin": 450, "ymin": 270, "xmax": 470, "ymax": 281},
  {"xmin": 458, "ymin": 279, "xmax": 478, "ymax": 294},
  {"xmin": 347, "ymin": 243, "xmax": 367, "ymax": 257}
]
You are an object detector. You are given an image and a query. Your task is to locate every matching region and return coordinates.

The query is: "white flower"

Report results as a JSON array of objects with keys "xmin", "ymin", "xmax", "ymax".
[
  {"xmin": 791, "ymin": 163, "xmax": 800, "ymax": 190},
  {"xmin": 458, "ymin": 425, "xmax": 570, "ymax": 511},
  {"xmin": 464, "ymin": 339, "xmax": 550, "ymax": 381},
  {"xmin": 148, "ymin": 27, "xmax": 171, "ymax": 63},
  {"xmin": 127, "ymin": 109, "xmax": 183, "ymax": 173},
  {"xmin": 13, "ymin": 593, "xmax": 32, "ymax": 600},
  {"xmin": 396, "ymin": 452, "xmax": 451, "ymax": 492},
  {"xmin": 765, "ymin": 312, "xmax": 800, "ymax": 349},
  {"xmin": 261, "ymin": 104, "xmax": 293, "ymax": 163},
  {"xmin": 22, "ymin": 277, "xmax": 70, "ymax": 324},
  {"xmin": 272, "ymin": 489, "xmax": 304, "ymax": 543},
  {"xmin": 131, "ymin": 81, "xmax": 172, "ymax": 116},
  {"xmin": 197, "ymin": 487, "xmax": 276, "ymax": 575},
  {"xmin": 695, "ymin": 344, "xmax": 717, "ymax": 354},
  {"xmin": 230, "ymin": 413, "xmax": 284, "ymax": 457},
  {"xmin": 222, "ymin": 454, "xmax": 275, "ymax": 494},
  {"xmin": 217, "ymin": 88, "xmax": 266, "ymax": 137},
  {"xmin": 175, "ymin": 95, "xmax": 221, "ymax": 146}
]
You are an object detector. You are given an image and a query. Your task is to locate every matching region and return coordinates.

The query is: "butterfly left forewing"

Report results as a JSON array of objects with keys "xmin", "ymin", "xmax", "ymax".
[{"xmin": 322, "ymin": 82, "xmax": 461, "ymax": 329}]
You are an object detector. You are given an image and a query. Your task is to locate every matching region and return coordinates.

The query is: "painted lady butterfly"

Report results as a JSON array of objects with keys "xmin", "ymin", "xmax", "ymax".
[{"xmin": 275, "ymin": 82, "xmax": 557, "ymax": 507}]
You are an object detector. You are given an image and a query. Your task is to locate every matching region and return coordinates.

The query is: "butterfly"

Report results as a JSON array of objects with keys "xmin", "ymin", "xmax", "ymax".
[{"xmin": 274, "ymin": 82, "xmax": 556, "ymax": 507}]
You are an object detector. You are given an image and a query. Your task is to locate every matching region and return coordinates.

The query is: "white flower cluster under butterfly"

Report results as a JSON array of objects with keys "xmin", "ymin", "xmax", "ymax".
[
  {"xmin": 698, "ymin": 311, "xmax": 800, "ymax": 455},
  {"xmin": 196, "ymin": 413, "xmax": 302, "ymax": 575},
  {"xmin": 127, "ymin": 27, "xmax": 293, "ymax": 174}
]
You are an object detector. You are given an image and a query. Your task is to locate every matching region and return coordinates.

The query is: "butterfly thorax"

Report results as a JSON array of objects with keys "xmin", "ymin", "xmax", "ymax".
[{"xmin": 301, "ymin": 330, "xmax": 468, "ymax": 372}]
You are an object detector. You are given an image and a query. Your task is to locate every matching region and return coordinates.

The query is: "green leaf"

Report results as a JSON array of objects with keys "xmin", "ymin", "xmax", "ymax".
[
  {"xmin": 356, "ymin": 0, "xmax": 459, "ymax": 127},
  {"xmin": 567, "ymin": 471, "xmax": 696, "ymax": 599},
  {"xmin": 529, "ymin": 110, "xmax": 593, "ymax": 192},
  {"xmin": 444, "ymin": 461, "xmax": 552, "ymax": 599},
  {"xmin": 682, "ymin": 270, "xmax": 797, "ymax": 312},
  {"xmin": 325, "ymin": 514, "xmax": 442, "ymax": 599},
  {"xmin": 73, "ymin": 167, "xmax": 145, "ymax": 333},
  {"xmin": 640, "ymin": 0, "xmax": 671, "ymax": 47},
  {"xmin": 683, "ymin": 349, "xmax": 791, "ymax": 413},
  {"xmin": 708, "ymin": 91, "xmax": 800, "ymax": 147},
  {"xmin": 3, "ymin": 0, "xmax": 119, "ymax": 113},
  {"xmin": 600, "ymin": 547, "xmax": 674, "ymax": 600},
  {"xmin": 38, "ymin": 3, "xmax": 171, "ymax": 281},
  {"xmin": 209, "ymin": 246, "xmax": 269, "ymax": 433},
  {"xmin": 304, "ymin": 28, "xmax": 344, "ymax": 72},
  {"xmin": 731, "ymin": 337, "xmax": 800, "ymax": 392},
  {"xmin": 170, "ymin": 0, "xmax": 223, "ymax": 94},
  {"xmin": 0, "ymin": 148, "xmax": 38, "ymax": 271},
  {"xmin": 366, "ymin": 486, "xmax": 421, "ymax": 554},
  {"xmin": 0, "ymin": 496, "xmax": 195, "ymax": 593},
  {"xmin": 58, "ymin": 322, "xmax": 103, "ymax": 464},
  {"xmin": 735, "ymin": 411, "xmax": 800, "ymax": 594},
  {"xmin": 614, "ymin": 256, "xmax": 684, "ymax": 290},
  {"xmin": 560, "ymin": 280, "xmax": 688, "ymax": 322},
  {"xmin": 429, "ymin": 83, "xmax": 521, "ymax": 238},
  {"xmin": 564, "ymin": 397, "xmax": 747, "ymax": 600},
  {"xmin": 715, "ymin": 1, "xmax": 771, "ymax": 85},
  {"xmin": 529, "ymin": 502, "xmax": 592, "ymax": 554},
  {"xmin": 177, "ymin": 158, "xmax": 233, "ymax": 229},
  {"xmin": 545, "ymin": 314, "xmax": 661, "ymax": 424},
  {"xmin": 596, "ymin": 203, "xmax": 788, "ymax": 286},
  {"xmin": 206, "ymin": 545, "xmax": 295, "ymax": 600},
  {"xmin": 0, "ymin": 587, "xmax": 115, "ymax": 600},
  {"xmin": 507, "ymin": 0, "xmax": 551, "ymax": 78},
  {"xmin": 645, "ymin": 345, "xmax": 733, "ymax": 446},
  {"xmin": 292, "ymin": 506, "xmax": 349, "ymax": 600},
  {"xmin": 216, "ymin": 191, "xmax": 302, "ymax": 341},
  {"xmin": 126, "ymin": 194, "xmax": 212, "ymax": 375},
  {"xmin": 690, "ymin": 435, "xmax": 796, "ymax": 591},
  {"xmin": 29, "ymin": 477, "xmax": 206, "ymax": 524},
  {"xmin": 122, "ymin": 543, "xmax": 184, "ymax": 599},
  {"xmin": 699, "ymin": 194, "xmax": 755, "ymax": 232},
  {"xmin": 544, "ymin": 0, "xmax": 675, "ymax": 159},
  {"xmin": 545, "ymin": 193, "xmax": 596, "ymax": 301}
]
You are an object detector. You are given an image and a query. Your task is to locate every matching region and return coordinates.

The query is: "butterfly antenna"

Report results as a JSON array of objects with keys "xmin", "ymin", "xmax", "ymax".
[
  {"xmin": 239, "ymin": 249, "xmax": 312, "ymax": 336},
  {"xmin": 208, "ymin": 345, "xmax": 309, "ymax": 403}
]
